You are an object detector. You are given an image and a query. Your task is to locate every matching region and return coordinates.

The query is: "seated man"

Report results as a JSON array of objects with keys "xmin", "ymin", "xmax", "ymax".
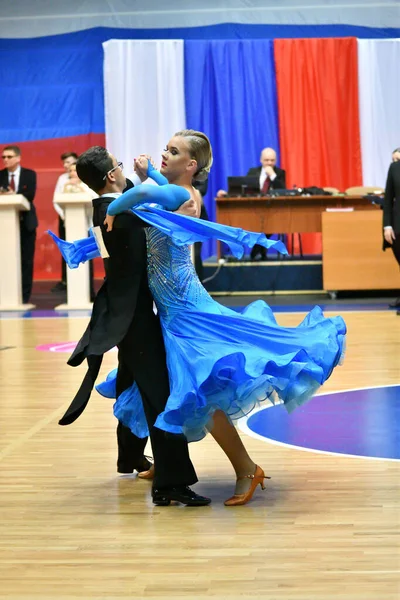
[{"xmin": 217, "ymin": 147, "xmax": 286, "ymax": 260}]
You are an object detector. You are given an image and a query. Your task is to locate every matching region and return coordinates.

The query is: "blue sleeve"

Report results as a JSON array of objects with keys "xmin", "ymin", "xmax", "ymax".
[
  {"xmin": 107, "ymin": 184, "xmax": 190, "ymax": 215},
  {"xmin": 146, "ymin": 162, "xmax": 168, "ymax": 186}
]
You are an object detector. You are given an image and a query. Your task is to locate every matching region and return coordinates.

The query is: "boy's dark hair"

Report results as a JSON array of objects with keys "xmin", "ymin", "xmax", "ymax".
[
  {"xmin": 76, "ymin": 146, "xmax": 113, "ymax": 193},
  {"xmin": 61, "ymin": 151, "xmax": 78, "ymax": 161},
  {"xmin": 3, "ymin": 145, "xmax": 21, "ymax": 156}
]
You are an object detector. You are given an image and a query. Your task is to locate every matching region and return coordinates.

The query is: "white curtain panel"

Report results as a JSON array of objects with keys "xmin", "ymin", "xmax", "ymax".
[
  {"xmin": 103, "ymin": 39, "xmax": 186, "ymax": 176},
  {"xmin": 358, "ymin": 39, "xmax": 400, "ymax": 188}
]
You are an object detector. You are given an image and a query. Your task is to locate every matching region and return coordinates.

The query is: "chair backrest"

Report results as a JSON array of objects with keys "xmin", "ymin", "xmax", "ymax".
[
  {"xmin": 323, "ymin": 187, "xmax": 340, "ymax": 195},
  {"xmin": 345, "ymin": 186, "xmax": 384, "ymax": 196}
]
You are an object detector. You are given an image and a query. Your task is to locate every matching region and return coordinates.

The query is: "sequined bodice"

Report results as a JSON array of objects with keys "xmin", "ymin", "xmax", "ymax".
[{"xmin": 146, "ymin": 228, "xmax": 214, "ymax": 321}]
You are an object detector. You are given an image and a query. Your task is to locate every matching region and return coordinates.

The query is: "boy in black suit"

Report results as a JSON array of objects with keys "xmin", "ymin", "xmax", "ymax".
[{"xmin": 62, "ymin": 146, "xmax": 210, "ymax": 506}]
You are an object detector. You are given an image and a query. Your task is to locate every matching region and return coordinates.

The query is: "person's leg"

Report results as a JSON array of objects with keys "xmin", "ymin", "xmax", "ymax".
[
  {"xmin": 59, "ymin": 217, "xmax": 67, "ymax": 285},
  {"xmin": 250, "ymin": 242, "xmax": 267, "ymax": 260},
  {"xmin": 209, "ymin": 410, "xmax": 258, "ymax": 494},
  {"xmin": 115, "ymin": 359, "xmax": 149, "ymax": 474},
  {"xmin": 391, "ymin": 238, "xmax": 400, "ymax": 313},
  {"xmin": 20, "ymin": 227, "xmax": 36, "ymax": 304},
  {"xmin": 118, "ymin": 312, "xmax": 198, "ymax": 490},
  {"xmin": 391, "ymin": 236, "xmax": 400, "ymax": 266}
]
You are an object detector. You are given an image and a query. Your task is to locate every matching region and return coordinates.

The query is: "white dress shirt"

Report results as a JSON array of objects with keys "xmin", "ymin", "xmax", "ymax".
[
  {"xmin": 53, "ymin": 172, "xmax": 69, "ymax": 219},
  {"xmin": 259, "ymin": 168, "xmax": 277, "ymax": 191}
]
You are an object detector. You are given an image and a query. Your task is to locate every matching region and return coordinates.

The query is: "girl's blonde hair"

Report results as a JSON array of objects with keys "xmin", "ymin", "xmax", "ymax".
[{"xmin": 174, "ymin": 129, "xmax": 213, "ymax": 182}]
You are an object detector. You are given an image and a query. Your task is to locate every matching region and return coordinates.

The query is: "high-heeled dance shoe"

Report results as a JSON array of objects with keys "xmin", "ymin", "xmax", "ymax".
[{"xmin": 224, "ymin": 465, "xmax": 270, "ymax": 506}]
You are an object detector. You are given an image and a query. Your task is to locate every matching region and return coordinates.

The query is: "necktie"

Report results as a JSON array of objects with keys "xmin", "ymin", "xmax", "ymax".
[
  {"xmin": 9, "ymin": 174, "xmax": 15, "ymax": 191},
  {"xmin": 261, "ymin": 176, "xmax": 270, "ymax": 194}
]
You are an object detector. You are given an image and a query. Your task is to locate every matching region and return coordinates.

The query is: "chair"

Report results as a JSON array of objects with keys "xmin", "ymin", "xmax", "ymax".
[
  {"xmin": 290, "ymin": 233, "xmax": 303, "ymax": 258},
  {"xmin": 345, "ymin": 186, "xmax": 384, "ymax": 196}
]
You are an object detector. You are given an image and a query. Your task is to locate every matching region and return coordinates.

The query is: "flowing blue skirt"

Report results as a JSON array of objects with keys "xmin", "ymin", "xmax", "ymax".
[{"xmin": 99, "ymin": 302, "xmax": 346, "ymax": 442}]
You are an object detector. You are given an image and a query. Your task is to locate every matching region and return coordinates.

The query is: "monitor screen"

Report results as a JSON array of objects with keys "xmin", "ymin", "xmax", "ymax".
[{"xmin": 227, "ymin": 176, "xmax": 260, "ymax": 196}]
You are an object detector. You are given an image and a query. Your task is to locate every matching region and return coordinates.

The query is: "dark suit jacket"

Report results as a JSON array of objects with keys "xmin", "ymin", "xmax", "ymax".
[
  {"xmin": 0, "ymin": 167, "xmax": 38, "ymax": 231},
  {"xmin": 60, "ymin": 194, "xmax": 155, "ymax": 425},
  {"xmin": 193, "ymin": 178, "xmax": 208, "ymax": 197},
  {"xmin": 383, "ymin": 161, "xmax": 400, "ymax": 234},
  {"xmin": 246, "ymin": 166, "xmax": 286, "ymax": 191},
  {"xmin": 193, "ymin": 178, "xmax": 209, "ymax": 220}
]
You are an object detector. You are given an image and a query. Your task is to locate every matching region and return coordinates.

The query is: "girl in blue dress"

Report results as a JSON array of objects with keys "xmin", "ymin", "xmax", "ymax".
[{"xmin": 52, "ymin": 130, "xmax": 346, "ymax": 506}]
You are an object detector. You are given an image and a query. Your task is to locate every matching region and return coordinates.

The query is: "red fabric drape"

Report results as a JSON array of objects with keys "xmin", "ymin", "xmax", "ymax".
[
  {"xmin": 274, "ymin": 37, "xmax": 362, "ymax": 254},
  {"xmin": 4, "ymin": 133, "xmax": 106, "ymax": 280}
]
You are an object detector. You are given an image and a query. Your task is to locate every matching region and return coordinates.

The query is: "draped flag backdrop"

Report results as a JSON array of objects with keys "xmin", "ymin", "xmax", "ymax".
[
  {"xmin": 103, "ymin": 39, "xmax": 186, "ymax": 172},
  {"xmin": 0, "ymin": 27, "xmax": 399, "ymax": 278}
]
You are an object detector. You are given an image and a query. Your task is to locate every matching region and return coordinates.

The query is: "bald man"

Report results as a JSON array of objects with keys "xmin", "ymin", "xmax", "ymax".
[
  {"xmin": 247, "ymin": 147, "xmax": 286, "ymax": 192},
  {"xmin": 217, "ymin": 147, "xmax": 286, "ymax": 260}
]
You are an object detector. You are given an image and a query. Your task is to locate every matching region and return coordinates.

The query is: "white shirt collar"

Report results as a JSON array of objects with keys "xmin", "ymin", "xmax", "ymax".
[
  {"xmin": 100, "ymin": 192, "xmax": 122, "ymax": 199},
  {"xmin": 8, "ymin": 165, "xmax": 21, "ymax": 177}
]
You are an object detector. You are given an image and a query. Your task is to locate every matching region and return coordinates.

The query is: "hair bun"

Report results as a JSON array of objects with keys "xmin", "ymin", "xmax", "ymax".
[{"xmin": 194, "ymin": 167, "xmax": 209, "ymax": 182}]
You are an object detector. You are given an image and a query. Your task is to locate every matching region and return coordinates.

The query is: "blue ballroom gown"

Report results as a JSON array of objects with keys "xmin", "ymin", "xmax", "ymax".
[{"xmin": 50, "ymin": 180, "xmax": 346, "ymax": 443}]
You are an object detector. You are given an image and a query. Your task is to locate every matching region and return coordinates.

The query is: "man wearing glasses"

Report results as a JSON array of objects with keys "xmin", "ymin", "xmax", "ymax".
[
  {"xmin": 0, "ymin": 146, "xmax": 38, "ymax": 304},
  {"xmin": 60, "ymin": 146, "xmax": 209, "ymax": 506}
]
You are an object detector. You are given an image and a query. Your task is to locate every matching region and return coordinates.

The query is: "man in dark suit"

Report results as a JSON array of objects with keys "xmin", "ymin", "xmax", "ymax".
[
  {"xmin": 193, "ymin": 177, "xmax": 209, "ymax": 281},
  {"xmin": 217, "ymin": 148, "xmax": 286, "ymax": 260},
  {"xmin": 0, "ymin": 145, "xmax": 38, "ymax": 303},
  {"xmin": 61, "ymin": 146, "xmax": 209, "ymax": 506},
  {"xmin": 247, "ymin": 148, "xmax": 286, "ymax": 260},
  {"xmin": 383, "ymin": 159, "xmax": 400, "ymax": 315}
]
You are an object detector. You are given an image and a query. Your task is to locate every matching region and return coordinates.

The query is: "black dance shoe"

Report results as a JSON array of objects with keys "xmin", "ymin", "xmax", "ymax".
[
  {"xmin": 152, "ymin": 485, "xmax": 211, "ymax": 506},
  {"xmin": 389, "ymin": 297, "xmax": 400, "ymax": 308}
]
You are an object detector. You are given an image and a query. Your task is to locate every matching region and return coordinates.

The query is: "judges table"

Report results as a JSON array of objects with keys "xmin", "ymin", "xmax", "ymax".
[
  {"xmin": 216, "ymin": 195, "xmax": 397, "ymax": 291},
  {"xmin": 215, "ymin": 194, "xmax": 376, "ymax": 237},
  {"xmin": 0, "ymin": 194, "xmax": 35, "ymax": 310}
]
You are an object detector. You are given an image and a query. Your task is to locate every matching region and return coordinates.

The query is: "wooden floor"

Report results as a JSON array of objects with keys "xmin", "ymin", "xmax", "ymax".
[{"xmin": 0, "ymin": 311, "xmax": 399, "ymax": 600}]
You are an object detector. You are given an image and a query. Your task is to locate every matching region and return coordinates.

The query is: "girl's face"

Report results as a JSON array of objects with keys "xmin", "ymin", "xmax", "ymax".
[
  {"xmin": 68, "ymin": 164, "xmax": 79, "ymax": 182},
  {"xmin": 160, "ymin": 136, "xmax": 196, "ymax": 180}
]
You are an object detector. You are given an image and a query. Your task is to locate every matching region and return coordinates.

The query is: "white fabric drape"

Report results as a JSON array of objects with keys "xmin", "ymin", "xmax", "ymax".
[
  {"xmin": 103, "ymin": 39, "xmax": 186, "ymax": 175},
  {"xmin": 358, "ymin": 39, "xmax": 400, "ymax": 188}
]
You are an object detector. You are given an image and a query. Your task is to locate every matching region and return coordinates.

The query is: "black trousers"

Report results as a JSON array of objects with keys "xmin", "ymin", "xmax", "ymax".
[
  {"xmin": 20, "ymin": 225, "xmax": 36, "ymax": 304},
  {"xmin": 58, "ymin": 216, "xmax": 67, "ymax": 284},
  {"xmin": 391, "ymin": 235, "xmax": 400, "ymax": 266},
  {"xmin": 116, "ymin": 308, "xmax": 197, "ymax": 490}
]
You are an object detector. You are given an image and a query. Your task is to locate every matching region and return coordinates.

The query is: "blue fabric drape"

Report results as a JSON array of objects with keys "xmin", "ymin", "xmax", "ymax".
[
  {"xmin": 0, "ymin": 24, "xmax": 398, "ymax": 144},
  {"xmin": 184, "ymin": 40, "xmax": 280, "ymax": 258}
]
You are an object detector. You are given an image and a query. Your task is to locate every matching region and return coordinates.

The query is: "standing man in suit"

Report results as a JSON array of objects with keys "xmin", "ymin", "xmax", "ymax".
[
  {"xmin": 61, "ymin": 146, "xmax": 209, "ymax": 506},
  {"xmin": 383, "ymin": 159, "xmax": 400, "ymax": 315},
  {"xmin": 193, "ymin": 177, "xmax": 209, "ymax": 281},
  {"xmin": 0, "ymin": 145, "xmax": 37, "ymax": 303}
]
